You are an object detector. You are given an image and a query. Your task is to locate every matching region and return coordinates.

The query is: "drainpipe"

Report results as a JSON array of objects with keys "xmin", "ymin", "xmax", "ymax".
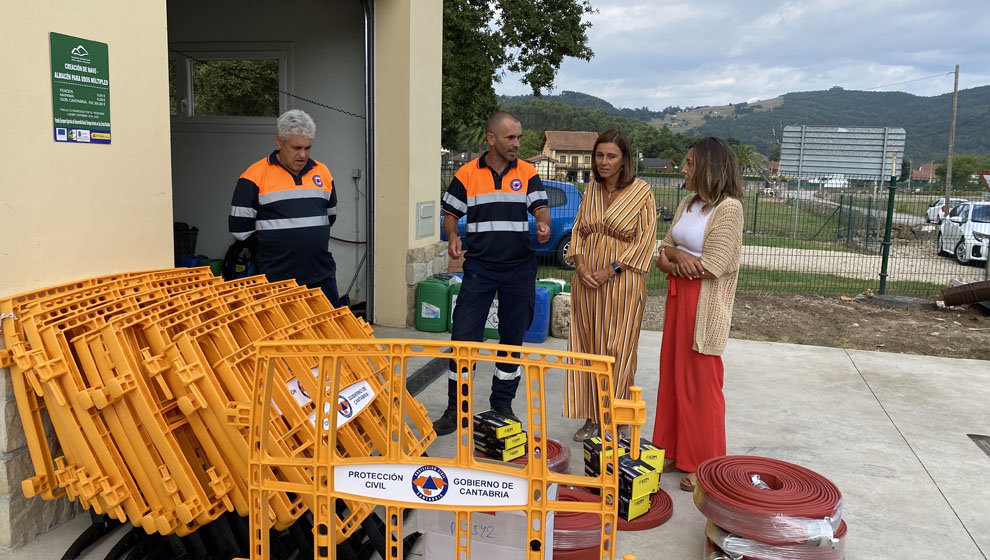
[{"xmin": 361, "ymin": 0, "xmax": 376, "ymax": 322}]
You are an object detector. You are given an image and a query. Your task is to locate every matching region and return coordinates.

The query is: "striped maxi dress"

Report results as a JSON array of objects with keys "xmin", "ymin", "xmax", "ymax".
[{"xmin": 564, "ymin": 177, "xmax": 657, "ymax": 420}]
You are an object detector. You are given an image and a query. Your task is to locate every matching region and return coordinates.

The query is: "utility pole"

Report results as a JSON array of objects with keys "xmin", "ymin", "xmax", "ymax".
[{"xmin": 943, "ymin": 65, "xmax": 959, "ymax": 219}]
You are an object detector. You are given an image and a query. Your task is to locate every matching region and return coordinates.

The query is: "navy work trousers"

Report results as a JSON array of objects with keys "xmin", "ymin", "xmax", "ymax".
[
  {"xmin": 448, "ymin": 256, "xmax": 537, "ymax": 409},
  {"xmin": 308, "ymin": 275, "xmax": 341, "ymax": 308}
]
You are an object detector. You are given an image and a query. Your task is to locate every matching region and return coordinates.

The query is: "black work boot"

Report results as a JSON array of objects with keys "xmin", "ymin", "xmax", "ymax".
[
  {"xmin": 432, "ymin": 407, "xmax": 457, "ymax": 436},
  {"xmin": 432, "ymin": 379, "xmax": 459, "ymax": 436},
  {"xmin": 491, "ymin": 406, "xmax": 520, "ymax": 423}
]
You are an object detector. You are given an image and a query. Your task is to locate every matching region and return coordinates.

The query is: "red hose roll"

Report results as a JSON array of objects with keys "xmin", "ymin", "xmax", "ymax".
[
  {"xmin": 706, "ymin": 519, "xmax": 847, "ymax": 560},
  {"xmin": 553, "ymin": 546, "xmax": 601, "ymax": 560},
  {"xmin": 553, "ymin": 487, "xmax": 673, "ymax": 550},
  {"xmin": 694, "ymin": 456, "xmax": 843, "ymax": 547},
  {"xmin": 474, "ymin": 437, "xmax": 571, "ymax": 473}
]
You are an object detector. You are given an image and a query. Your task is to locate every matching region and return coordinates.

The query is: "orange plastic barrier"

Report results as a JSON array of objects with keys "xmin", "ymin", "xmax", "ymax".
[
  {"xmin": 238, "ymin": 339, "xmax": 644, "ymax": 560},
  {"xmin": 0, "ymin": 269, "xmax": 435, "ymax": 541}
]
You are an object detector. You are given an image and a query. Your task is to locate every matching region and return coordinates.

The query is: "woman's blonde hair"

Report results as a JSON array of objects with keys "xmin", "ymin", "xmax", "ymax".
[{"xmin": 688, "ymin": 137, "xmax": 744, "ymax": 211}]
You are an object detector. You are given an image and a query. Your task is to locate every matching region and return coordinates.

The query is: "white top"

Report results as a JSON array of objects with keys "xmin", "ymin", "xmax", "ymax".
[{"xmin": 671, "ymin": 200, "xmax": 712, "ymax": 257}]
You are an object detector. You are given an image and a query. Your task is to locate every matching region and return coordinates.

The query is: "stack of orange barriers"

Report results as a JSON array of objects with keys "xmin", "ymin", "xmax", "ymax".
[{"xmin": 0, "ymin": 268, "xmax": 435, "ymax": 540}]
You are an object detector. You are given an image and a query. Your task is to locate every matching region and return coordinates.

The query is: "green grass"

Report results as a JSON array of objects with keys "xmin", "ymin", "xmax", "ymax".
[
  {"xmin": 742, "ymin": 235, "xmax": 865, "ymax": 253},
  {"xmin": 735, "ymin": 269, "xmax": 945, "ymax": 297},
  {"xmin": 839, "ymin": 195, "xmax": 927, "ymax": 218},
  {"xmin": 538, "ymin": 265, "xmax": 946, "ymax": 297}
]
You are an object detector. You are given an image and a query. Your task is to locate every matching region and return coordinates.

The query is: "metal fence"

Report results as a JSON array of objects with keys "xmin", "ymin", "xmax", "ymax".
[{"xmin": 440, "ymin": 166, "xmax": 990, "ymax": 298}]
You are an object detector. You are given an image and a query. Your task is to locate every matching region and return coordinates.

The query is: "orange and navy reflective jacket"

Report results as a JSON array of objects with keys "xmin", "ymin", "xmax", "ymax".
[
  {"xmin": 441, "ymin": 153, "xmax": 547, "ymax": 270},
  {"xmin": 228, "ymin": 151, "xmax": 337, "ymax": 285}
]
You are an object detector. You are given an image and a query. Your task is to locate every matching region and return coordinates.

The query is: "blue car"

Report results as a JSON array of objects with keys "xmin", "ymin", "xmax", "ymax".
[{"xmin": 440, "ymin": 179, "xmax": 582, "ymax": 268}]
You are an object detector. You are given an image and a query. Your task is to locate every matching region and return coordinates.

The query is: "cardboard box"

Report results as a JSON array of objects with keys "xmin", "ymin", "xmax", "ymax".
[
  {"xmin": 417, "ymin": 486, "xmax": 557, "ymax": 560},
  {"xmin": 619, "ymin": 437, "xmax": 665, "ymax": 472},
  {"xmin": 584, "ymin": 455, "xmax": 659, "ymax": 499},
  {"xmin": 476, "ymin": 431, "xmax": 527, "ymax": 451},
  {"xmin": 475, "ymin": 442, "xmax": 527, "ymax": 462},
  {"xmin": 619, "ymin": 493, "xmax": 651, "ymax": 521},
  {"xmin": 582, "ymin": 436, "xmax": 627, "ymax": 474},
  {"xmin": 618, "ymin": 457, "xmax": 659, "ymax": 499},
  {"xmin": 474, "ymin": 410, "xmax": 522, "ymax": 439}
]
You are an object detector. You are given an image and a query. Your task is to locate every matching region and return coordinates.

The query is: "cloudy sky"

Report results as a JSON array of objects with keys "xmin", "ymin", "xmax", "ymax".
[{"xmin": 495, "ymin": 0, "xmax": 990, "ymax": 110}]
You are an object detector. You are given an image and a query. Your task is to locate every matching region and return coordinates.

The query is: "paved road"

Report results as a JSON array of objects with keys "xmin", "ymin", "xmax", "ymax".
[{"xmin": 741, "ymin": 243, "xmax": 985, "ymax": 283}]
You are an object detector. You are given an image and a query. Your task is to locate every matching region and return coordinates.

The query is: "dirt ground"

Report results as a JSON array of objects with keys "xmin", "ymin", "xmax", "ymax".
[{"xmin": 642, "ymin": 291, "xmax": 990, "ymax": 361}]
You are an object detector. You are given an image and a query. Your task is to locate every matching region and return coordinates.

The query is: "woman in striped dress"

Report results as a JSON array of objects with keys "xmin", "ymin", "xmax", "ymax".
[{"xmin": 564, "ymin": 129, "xmax": 657, "ymax": 441}]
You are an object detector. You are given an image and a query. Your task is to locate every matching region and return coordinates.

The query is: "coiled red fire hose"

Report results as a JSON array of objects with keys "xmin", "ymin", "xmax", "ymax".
[
  {"xmin": 553, "ymin": 486, "xmax": 673, "ymax": 551},
  {"xmin": 474, "ymin": 437, "xmax": 571, "ymax": 473},
  {"xmin": 705, "ymin": 519, "xmax": 847, "ymax": 560},
  {"xmin": 694, "ymin": 456, "xmax": 843, "ymax": 547}
]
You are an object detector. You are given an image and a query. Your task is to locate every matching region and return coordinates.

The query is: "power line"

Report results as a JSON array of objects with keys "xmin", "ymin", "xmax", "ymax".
[
  {"xmin": 168, "ymin": 48, "xmax": 365, "ymax": 121},
  {"xmin": 908, "ymin": 107, "xmax": 990, "ymax": 140},
  {"xmin": 863, "ymin": 71, "xmax": 955, "ymax": 91}
]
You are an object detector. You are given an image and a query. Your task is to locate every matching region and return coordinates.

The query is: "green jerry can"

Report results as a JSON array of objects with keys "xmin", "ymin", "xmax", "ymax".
[
  {"xmin": 535, "ymin": 279, "xmax": 564, "ymax": 301},
  {"xmin": 415, "ymin": 276, "xmax": 458, "ymax": 332},
  {"xmin": 448, "ymin": 282, "xmax": 500, "ymax": 340}
]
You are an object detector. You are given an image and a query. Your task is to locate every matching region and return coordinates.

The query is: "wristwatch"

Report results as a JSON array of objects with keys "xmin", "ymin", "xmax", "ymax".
[{"xmin": 611, "ymin": 262, "xmax": 622, "ymax": 275}]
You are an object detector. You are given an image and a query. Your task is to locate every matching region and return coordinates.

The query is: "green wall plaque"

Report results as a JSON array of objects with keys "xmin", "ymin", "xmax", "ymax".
[{"xmin": 50, "ymin": 32, "xmax": 110, "ymax": 144}]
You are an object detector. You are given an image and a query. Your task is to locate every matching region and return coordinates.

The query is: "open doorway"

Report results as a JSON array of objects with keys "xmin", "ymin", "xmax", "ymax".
[{"xmin": 166, "ymin": 0, "xmax": 373, "ymax": 316}]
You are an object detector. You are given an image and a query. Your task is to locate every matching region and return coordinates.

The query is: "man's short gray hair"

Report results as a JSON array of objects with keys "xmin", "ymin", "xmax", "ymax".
[{"xmin": 277, "ymin": 110, "xmax": 316, "ymax": 140}]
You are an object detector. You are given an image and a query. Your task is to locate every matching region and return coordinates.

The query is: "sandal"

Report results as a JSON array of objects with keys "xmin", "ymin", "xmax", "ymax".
[
  {"xmin": 679, "ymin": 473, "xmax": 697, "ymax": 493},
  {"xmin": 573, "ymin": 419, "xmax": 600, "ymax": 441},
  {"xmin": 663, "ymin": 458, "xmax": 679, "ymax": 473}
]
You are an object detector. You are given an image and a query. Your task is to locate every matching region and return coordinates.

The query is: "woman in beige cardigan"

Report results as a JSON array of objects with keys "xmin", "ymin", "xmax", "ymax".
[{"xmin": 653, "ymin": 137, "xmax": 744, "ymax": 492}]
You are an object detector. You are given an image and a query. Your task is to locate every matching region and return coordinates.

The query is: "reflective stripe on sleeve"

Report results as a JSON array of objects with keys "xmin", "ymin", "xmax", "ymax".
[
  {"xmin": 527, "ymin": 192, "xmax": 549, "ymax": 206},
  {"xmin": 230, "ymin": 206, "xmax": 257, "ymax": 218},
  {"xmin": 442, "ymin": 191, "xmax": 468, "ymax": 213}
]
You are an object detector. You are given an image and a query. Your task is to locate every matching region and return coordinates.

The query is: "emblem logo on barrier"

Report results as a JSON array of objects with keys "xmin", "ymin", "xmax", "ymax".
[
  {"xmin": 411, "ymin": 465, "xmax": 449, "ymax": 502},
  {"xmin": 338, "ymin": 395, "xmax": 353, "ymax": 418},
  {"xmin": 510, "ymin": 178, "xmax": 523, "ymax": 191},
  {"xmin": 313, "ymin": 175, "xmax": 324, "ymax": 187}
]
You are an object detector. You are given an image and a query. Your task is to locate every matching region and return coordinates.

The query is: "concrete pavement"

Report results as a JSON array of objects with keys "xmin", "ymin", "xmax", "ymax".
[{"xmin": 3, "ymin": 326, "xmax": 988, "ymax": 559}]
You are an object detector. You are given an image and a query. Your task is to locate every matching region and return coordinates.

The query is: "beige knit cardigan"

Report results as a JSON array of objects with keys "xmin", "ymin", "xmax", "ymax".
[{"xmin": 660, "ymin": 194, "xmax": 744, "ymax": 355}]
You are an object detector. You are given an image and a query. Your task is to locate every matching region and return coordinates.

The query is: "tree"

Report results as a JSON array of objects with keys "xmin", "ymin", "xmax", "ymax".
[
  {"xmin": 935, "ymin": 154, "xmax": 983, "ymax": 186},
  {"xmin": 730, "ymin": 142, "xmax": 765, "ymax": 176},
  {"xmin": 442, "ymin": 0, "xmax": 595, "ymax": 149},
  {"xmin": 518, "ymin": 129, "xmax": 543, "ymax": 159}
]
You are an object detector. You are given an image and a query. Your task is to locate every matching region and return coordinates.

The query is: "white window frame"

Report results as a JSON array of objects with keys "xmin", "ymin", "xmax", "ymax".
[{"xmin": 169, "ymin": 42, "xmax": 291, "ymax": 133}]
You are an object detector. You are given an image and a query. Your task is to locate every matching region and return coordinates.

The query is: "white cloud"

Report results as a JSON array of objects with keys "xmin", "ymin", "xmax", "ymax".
[{"xmin": 495, "ymin": 0, "xmax": 990, "ymax": 110}]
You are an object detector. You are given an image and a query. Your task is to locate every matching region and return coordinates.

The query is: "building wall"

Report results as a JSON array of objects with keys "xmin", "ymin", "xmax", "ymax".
[
  {"xmin": 0, "ymin": 0, "xmax": 173, "ymax": 548},
  {"xmin": 167, "ymin": 0, "xmax": 370, "ymax": 304},
  {"xmin": 375, "ymin": 0, "xmax": 444, "ymax": 327}
]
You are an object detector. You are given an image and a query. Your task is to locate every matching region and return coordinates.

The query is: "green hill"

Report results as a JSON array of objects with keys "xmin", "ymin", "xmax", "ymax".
[
  {"xmin": 501, "ymin": 86, "xmax": 990, "ymax": 164},
  {"xmin": 689, "ymin": 86, "xmax": 990, "ymax": 163},
  {"xmin": 498, "ymin": 90, "xmax": 676, "ymax": 122}
]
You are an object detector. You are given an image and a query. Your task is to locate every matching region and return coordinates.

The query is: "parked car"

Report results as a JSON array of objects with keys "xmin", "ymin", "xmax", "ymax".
[
  {"xmin": 925, "ymin": 197, "xmax": 968, "ymax": 224},
  {"xmin": 937, "ymin": 201, "xmax": 990, "ymax": 264},
  {"xmin": 440, "ymin": 180, "xmax": 582, "ymax": 268}
]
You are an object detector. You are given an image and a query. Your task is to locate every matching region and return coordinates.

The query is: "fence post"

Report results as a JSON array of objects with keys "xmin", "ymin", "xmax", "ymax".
[
  {"xmin": 792, "ymin": 181, "xmax": 801, "ymax": 239},
  {"xmin": 752, "ymin": 190, "xmax": 760, "ymax": 233},
  {"xmin": 836, "ymin": 194, "xmax": 843, "ymax": 240},
  {"xmin": 878, "ymin": 176, "xmax": 897, "ymax": 294},
  {"xmin": 865, "ymin": 196, "xmax": 873, "ymax": 251},
  {"xmin": 846, "ymin": 196, "xmax": 853, "ymax": 245}
]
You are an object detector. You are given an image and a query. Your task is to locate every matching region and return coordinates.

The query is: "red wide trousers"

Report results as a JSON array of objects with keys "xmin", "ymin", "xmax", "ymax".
[{"xmin": 652, "ymin": 275, "xmax": 726, "ymax": 472}]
